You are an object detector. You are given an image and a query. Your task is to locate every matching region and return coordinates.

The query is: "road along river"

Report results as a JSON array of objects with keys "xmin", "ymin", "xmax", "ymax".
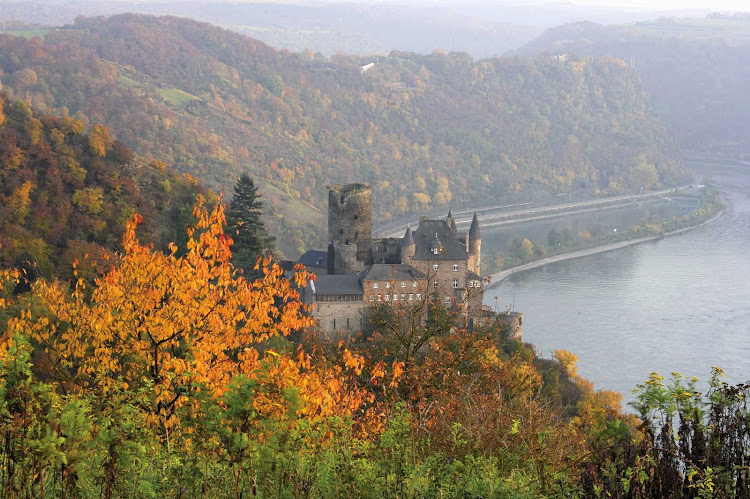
[{"xmin": 483, "ymin": 159, "xmax": 750, "ymax": 403}]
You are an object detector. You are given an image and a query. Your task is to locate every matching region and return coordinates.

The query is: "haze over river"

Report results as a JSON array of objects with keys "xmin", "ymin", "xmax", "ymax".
[{"xmin": 484, "ymin": 159, "xmax": 750, "ymax": 403}]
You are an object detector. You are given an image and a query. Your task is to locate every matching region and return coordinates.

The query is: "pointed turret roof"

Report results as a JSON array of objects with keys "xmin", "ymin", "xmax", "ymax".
[
  {"xmin": 446, "ymin": 205, "xmax": 457, "ymax": 234},
  {"xmin": 401, "ymin": 225, "xmax": 415, "ymax": 246},
  {"xmin": 469, "ymin": 212, "xmax": 481, "ymax": 240}
]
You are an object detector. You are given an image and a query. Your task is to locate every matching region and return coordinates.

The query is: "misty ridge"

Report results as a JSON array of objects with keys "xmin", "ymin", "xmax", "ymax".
[{"xmin": 0, "ymin": 0, "xmax": 727, "ymax": 57}]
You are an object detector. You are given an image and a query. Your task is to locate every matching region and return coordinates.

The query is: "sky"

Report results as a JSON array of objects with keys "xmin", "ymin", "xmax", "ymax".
[
  {"xmin": 223, "ymin": 0, "xmax": 748, "ymax": 8},
  {"xmin": 96, "ymin": 0, "xmax": 748, "ymax": 7},
  {"xmin": 569, "ymin": 0, "xmax": 748, "ymax": 9}
]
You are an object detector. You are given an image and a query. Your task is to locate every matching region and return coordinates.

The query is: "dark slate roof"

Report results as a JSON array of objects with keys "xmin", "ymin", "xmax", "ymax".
[
  {"xmin": 279, "ymin": 260, "xmax": 298, "ymax": 272},
  {"xmin": 469, "ymin": 212, "xmax": 481, "ymax": 240},
  {"xmin": 412, "ymin": 219, "xmax": 468, "ymax": 260},
  {"xmin": 312, "ymin": 274, "xmax": 363, "ymax": 295},
  {"xmin": 401, "ymin": 226, "xmax": 415, "ymax": 246},
  {"xmin": 298, "ymin": 250, "xmax": 328, "ymax": 268},
  {"xmin": 362, "ymin": 264, "xmax": 426, "ymax": 282}
]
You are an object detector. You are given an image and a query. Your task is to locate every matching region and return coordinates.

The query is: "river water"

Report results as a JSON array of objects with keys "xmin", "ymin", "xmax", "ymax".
[{"xmin": 484, "ymin": 160, "xmax": 750, "ymax": 403}]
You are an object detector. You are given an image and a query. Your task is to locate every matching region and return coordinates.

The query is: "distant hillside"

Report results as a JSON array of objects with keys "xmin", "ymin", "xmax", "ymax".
[
  {"xmin": 514, "ymin": 14, "xmax": 750, "ymax": 157},
  {"xmin": 0, "ymin": 14, "xmax": 688, "ymax": 257},
  {"xmin": 0, "ymin": 92, "xmax": 206, "ymax": 282},
  {"xmin": 0, "ymin": 0, "xmax": 721, "ymax": 58}
]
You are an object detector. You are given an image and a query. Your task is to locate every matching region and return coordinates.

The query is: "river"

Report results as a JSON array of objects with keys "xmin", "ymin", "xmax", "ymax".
[{"xmin": 483, "ymin": 160, "xmax": 750, "ymax": 403}]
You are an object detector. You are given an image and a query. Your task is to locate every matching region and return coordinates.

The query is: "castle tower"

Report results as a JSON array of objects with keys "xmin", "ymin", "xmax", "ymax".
[
  {"xmin": 400, "ymin": 225, "xmax": 415, "ymax": 264},
  {"xmin": 327, "ymin": 183, "xmax": 372, "ymax": 273},
  {"xmin": 468, "ymin": 212, "xmax": 481, "ymax": 274}
]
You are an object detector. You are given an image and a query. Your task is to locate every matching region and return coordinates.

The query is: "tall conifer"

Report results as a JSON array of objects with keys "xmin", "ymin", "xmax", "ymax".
[{"xmin": 226, "ymin": 174, "xmax": 275, "ymax": 274}]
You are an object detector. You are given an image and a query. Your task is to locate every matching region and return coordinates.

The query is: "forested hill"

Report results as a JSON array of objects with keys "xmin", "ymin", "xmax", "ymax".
[
  {"xmin": 0, "ymin": 92, "xmax": 207, "ymax": 284},
  {"xmin": 0, "ymin": 14, "xmax": 688, "ymax": 257},
  {"xmin": 513, "ymin": 15, "xmax": 750, "ymax": 158}
]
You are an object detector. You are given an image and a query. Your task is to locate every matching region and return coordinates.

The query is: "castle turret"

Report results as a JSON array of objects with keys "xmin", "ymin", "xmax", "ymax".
[
  {"xmin": 327, "ymin": 183, "xmax": 372, "ymax": 274},
  {"xmin": 446, "ymin": 205, "xmax": 457, "ymax": 235},
  {"xmin": 468, "ymin": 212, "xmax": 481, "ymax": 274},
  {"xmin": 400, "ymin": 225, "xmax": 415, "ymax": 264}
]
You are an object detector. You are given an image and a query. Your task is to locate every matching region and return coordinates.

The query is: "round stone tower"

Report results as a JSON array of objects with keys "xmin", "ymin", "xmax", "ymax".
[
  {"xmin": 400, "ymin": 225, "xmax": 415, "ymax": 265},
  {"xmin": 468, "ymin": 212, "xmax": 482, "ymax": 275},
  {"xmin": 328, "ymin": 183, "xmax": 372, "ymax": 266}
]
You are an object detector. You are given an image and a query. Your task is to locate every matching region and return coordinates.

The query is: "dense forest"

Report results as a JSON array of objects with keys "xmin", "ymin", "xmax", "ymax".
[
  {"xmin": 514, "ymin": 14, "xmax": 750, "ymax": 158},
  {"xmin": 0, "ymin": 14, "xmax": 688, "ymax": 256},
  {"xmin": 0, "ymin": 92, "xmax": 207, "ymax": 286}
]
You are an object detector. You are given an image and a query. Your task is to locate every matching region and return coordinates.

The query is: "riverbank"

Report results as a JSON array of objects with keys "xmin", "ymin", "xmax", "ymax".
[{"xmin": 485, "ymin": 209, "xmax": 725, "ymax": 285}]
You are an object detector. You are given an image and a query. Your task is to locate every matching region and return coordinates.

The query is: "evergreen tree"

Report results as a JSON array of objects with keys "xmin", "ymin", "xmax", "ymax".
[{"xmin": 225, "ymin": 174, "xmax": 275, "ymax": 274}]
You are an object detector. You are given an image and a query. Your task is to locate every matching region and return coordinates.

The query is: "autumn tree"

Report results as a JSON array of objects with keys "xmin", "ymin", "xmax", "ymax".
[
  {"xmin": 7, "ymin": 197, "xmax": 311, "ymax": 428},
  {"xmin": 225, "ymin": 173, "xmax": 275, "ymax": 273},
  {"xmin": 87, "ymin": 124, "xmax": 110, "ymax": 158}
]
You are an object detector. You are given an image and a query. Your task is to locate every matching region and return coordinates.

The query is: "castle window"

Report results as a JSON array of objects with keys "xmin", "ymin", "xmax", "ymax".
[
  {"xmin": 333, "ymin": 319, "xmax": 336, "ymax": 330},
  {"xmin": 416, "ymin": 293, "xmax": 422, "ymax": 300},
  {"xmin": 468, "ymin": 281, "xmax": 473, "ymax": 288},
  {"xmin": 354, "ymin": 214, "xmax": 358, "ymax": 220},
  {"xmin": 347, "ymin": 317, "xmax": 350, "ymax": 329},
  {"xmin": 385, "ymin": 295, "xmax": 390, "ymax": 302},
  {"xmin": 453, "ymin": 263, "xmax": 459, "ymax": 271},
  {"xmin": 445, "ymin": 296, "xmax": 451, "ymax": 304},
  {"xmin": 401, "ymin": 294, "xmax": 406, "ymax": 300},
  {"xmin": 433, "ymin": 247, "xmax": 440, "ymax": 255},
  {"xmin": 453, "ymin": 279, "xmax": 459, "ymax": 288},
  {"xmin": 393, "ymin": 294, "xmax": 398, "ymax": 301},
  {"xmin": 340, "ymin": 229, "xmax": 344, "ymax": 235},
  {"xmin": 369, "ymin": 296, "xmax": 374, "ymax": 301},
  {"xmin": 433, "ymin": 263, "xmax": 439, "ymax": 271},
  {"xmin": 377, "ymin": 295, "xmax": 382, "ymax": 301},
  {"xmin": 386, "ymin": 282, "xmax": 391, "ymax": 288},
  {"xmin": 355, "ymin": 231, "xmax": 359, "ymax": 237},
  {"xmin": 433, "ymin": 280, "xmax": 438, "ymax": 288},
  {"xmin": 412, "ymin": 281, "xmax": 417, "ymax": 287},
  {"xmin": 409, "ymin": 293, "xmax": 414, "ymax": 300},
  {"xmin": 373, "ymin": 283, "xmax": 379, "ymax": 288},
  {"xmin": 401, "ymin": 282, "xmax": 406, "ymax": 288}
]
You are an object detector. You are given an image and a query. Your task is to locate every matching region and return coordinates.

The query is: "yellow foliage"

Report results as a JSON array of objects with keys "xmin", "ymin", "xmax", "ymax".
[
  {"xmin": 553, "ymin": 349, "xmax": 579, "ymax": 380},
  {"xmin": 88, "ymin": 124, "xmax": 110, "ymax": 158},
  {"xmin": 9, "ymin": 181, "xmax": 34, "ymax": 224}
]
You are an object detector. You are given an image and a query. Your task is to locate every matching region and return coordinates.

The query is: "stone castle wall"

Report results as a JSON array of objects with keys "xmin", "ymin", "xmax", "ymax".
[
  {"xmin": 313, "ymin": 301, "xmax": 367, "ymax": 334},
  {"xmin": 371, "ymin": 237, "xmax": 401, "ymax": 265}
]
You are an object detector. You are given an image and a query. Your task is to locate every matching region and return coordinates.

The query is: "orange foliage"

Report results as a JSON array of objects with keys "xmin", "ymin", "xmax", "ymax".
[{"xmin": 5, "ymin": 198, "xmax": 315, "ymax": 425}]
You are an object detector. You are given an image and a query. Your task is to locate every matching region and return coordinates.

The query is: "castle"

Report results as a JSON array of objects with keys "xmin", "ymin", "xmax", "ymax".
[{"xmin": 300, "ymin": 183, "xmax": 522, "ymax": 338}]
